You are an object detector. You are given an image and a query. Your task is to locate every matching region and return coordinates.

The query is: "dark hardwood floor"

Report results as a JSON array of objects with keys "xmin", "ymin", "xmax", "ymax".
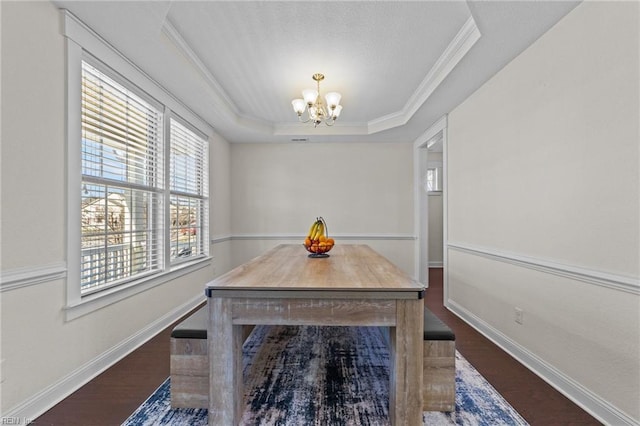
[
  {"xmin": 34, "ymin": 269, "xmax": 600, "ymax": 425},
  {"xmin": 424, "ymin": 268, "xmax": 599, "ymax": 426}
]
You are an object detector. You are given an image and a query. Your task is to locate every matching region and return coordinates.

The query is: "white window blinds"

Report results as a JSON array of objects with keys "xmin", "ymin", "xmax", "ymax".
[
  {"xmin": 169, "ymin": 118, "xmax": 208, "ymax": 261},
  {"xmin": 80, "ymin": 60, "xmax": 164, "ymax": 294}
]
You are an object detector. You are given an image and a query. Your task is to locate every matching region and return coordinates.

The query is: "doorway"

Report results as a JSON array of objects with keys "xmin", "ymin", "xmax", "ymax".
[{"xmin": 414, "ymin": 116, "xmax": 447, "ymax": 294}]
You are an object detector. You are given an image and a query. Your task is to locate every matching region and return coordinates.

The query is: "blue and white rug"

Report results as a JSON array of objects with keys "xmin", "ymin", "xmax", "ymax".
[{"xmin": 123, "ymin": 325, "xmax": 528, "ymax": 426}]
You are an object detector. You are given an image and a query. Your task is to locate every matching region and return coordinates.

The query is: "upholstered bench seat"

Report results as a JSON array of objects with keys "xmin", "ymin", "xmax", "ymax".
[
  {"xmin": 171, "ymin": 306, "xmax": 208, "ymax": 339},
  {"xmin": 423, "ymin": 308, "xmax": 456, "ymax": 341}
]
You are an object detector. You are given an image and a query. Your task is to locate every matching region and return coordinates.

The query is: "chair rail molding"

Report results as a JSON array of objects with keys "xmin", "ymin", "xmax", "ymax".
[
  {"xmin": 448, "ymin": 242, "xmax": 640, "ymax": 295},
  {"xmin": 211, "ymin": 235, "xmax": 233, "ymax": 244},
  {"xmin": 226, "ymin": 233, "xmax": 416, "ymax": 241},
  {"xmin": 0, "ymin": 262, "xmax": 67, "ymax": 292}
]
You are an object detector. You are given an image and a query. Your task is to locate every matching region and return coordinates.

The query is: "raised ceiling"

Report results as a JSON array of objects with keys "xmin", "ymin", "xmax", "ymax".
[{"xmin": 53, "ymin": 1, "xmax": 579, "ymax": 144}]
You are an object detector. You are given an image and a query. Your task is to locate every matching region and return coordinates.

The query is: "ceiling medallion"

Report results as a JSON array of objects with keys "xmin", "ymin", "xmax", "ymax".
[{"xmin": 291, "ymin": 73, "xmax": 342, "ymax": 127}]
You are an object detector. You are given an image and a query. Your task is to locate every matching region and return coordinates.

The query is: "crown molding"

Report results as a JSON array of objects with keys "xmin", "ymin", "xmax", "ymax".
[
  {"xmin": 161, "ymin": 18, "xmax": 275, "ymax": 136},
  {"xmin": 61, "ymin": 9, "xmax": 214, "ymax": 137},
  {"xmin": 273, "ymin": 121, "xmax": 369, "ymax": 137},
  {"xmin": 161, "ymin": 12, "xmax": 479, "ymax": 138},
  {"xmin": 368, "ymin": 16, "xmax": 481, "ymax": 134},
  {"xmin": 161, "ymin": 18, "xmax": 237, "ymax": 117}
]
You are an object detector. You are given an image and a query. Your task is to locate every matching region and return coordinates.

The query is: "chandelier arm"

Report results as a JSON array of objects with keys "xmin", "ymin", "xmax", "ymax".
[{"xmin": 298, "ymin": 114, "xmax": 311, "ymax": 124}]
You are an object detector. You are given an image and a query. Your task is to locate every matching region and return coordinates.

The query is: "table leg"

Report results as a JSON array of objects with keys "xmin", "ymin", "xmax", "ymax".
[
  {"xmin": 389, "ymin": 299, "xmax": 423, "ymax": 425},
  {"xmin": 208, "ymin": 298, "xmax": 244, "ymax": 425}
]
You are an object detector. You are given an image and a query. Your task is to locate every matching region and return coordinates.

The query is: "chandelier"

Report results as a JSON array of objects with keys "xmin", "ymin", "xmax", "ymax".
[{"xmin": 291, "ymin": 73, "xmax": 342, "ymax": 127}]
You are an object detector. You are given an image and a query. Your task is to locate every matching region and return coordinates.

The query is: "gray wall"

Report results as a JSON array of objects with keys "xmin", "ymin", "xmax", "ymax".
[
  {"xmin": 1, "ymin": 1, "xmax": 638, "ymax": 424},
  {"xmin": 0, "ymin": 1, "xmax": 230, "ymax": 416},
  {"xmin": 229, "ymin": 142, "xmax": 415, "ymax": 274},
  {"xmin": 446, "ymin": 2, "xmax": 639, "ymax": 423}
]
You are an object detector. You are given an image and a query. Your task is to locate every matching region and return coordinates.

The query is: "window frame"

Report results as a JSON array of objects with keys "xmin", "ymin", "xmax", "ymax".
[
  {"xmin": 64, "ymin": 10, "xmax": 212, "ymax": 320},
  {"xmin": 80, "ymin": 56, "xmax": 167, "ymax": 295},
  {"xmin": 424, "ymin": 163, "xmax": 443, "ymax": 194},
  {"xmin": 167, "ymin": 114, "xmax": 210, "ymax": 266}
]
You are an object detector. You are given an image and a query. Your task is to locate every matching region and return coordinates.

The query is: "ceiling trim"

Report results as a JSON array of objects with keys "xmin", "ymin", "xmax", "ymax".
[
  {"xmin": 161, "ymin": 12, "xmax": 479, "ymax": 139},
  {"xmin": 161, "ymin": 19, "xmax": 238, "ymax": 119},
  {"xmin": 61, "ymin": 9, "xmax": 214, "ymax": 137},
  {"xmin": 273, "ymin": 122, "xmax": 369, "ymax": 137},
  {"xmin": 162, "ymin": 18, "xmax": 275, "ymax": 136},
  {"xmin": 368, "ymin": 16, "xmax": 480, "ymax": 134},
  {"xmin": 276, "ymin": 16, "xmax": 480, "ymax": 137}
]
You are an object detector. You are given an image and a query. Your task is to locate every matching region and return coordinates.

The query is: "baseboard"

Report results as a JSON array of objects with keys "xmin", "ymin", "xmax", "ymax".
[
  {"xmin": 446, "ymin": 299, "xmax": 638, "ymax": 426},
  {"xmin": 3, "ymin": 293, "xmax": 205, "ymax": 421},
  {"xmin": 428, "ymin": 261, "xmax": 443, "ymax": 268}
]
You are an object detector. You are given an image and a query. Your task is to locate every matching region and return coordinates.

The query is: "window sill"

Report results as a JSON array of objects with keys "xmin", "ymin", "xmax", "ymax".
[{"xmin": 65, "ymin": 256, "xmax": 212, "ymax": 321}]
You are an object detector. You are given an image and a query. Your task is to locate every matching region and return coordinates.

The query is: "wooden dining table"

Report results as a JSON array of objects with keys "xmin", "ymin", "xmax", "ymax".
[{"xmin": 205, "ymin": 244, "xmax": 425, "ymax": 425}]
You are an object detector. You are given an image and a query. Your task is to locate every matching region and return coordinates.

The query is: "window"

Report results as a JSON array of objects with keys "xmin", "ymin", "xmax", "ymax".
[
  {"xmin": 79, "ymin": 59, "xmax": 208, "ymax": 296},
  {"xmin": 169, "ymin": 118, "xmax": 208, "ymax": 262},
  {"xmin": 424, "ymin": 166, "xmax": 442, "ymax": 193}
]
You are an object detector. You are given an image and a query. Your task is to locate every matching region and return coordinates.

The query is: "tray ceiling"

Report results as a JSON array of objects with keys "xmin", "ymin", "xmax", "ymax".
[{"xmin": 53, "ymin": 1, "xmax": 579, "ymax": 143}]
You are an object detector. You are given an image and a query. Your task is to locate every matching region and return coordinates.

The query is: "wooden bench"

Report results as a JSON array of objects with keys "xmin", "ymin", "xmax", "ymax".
[
  {"xmin": 422, "ymin": 307, "xmax": 456, "ymax": 412},
  {"xmin": 169, "ymin": 307, "xmax": 254, "ymax": 408},
  {"xmin": 170, "ymin": 306, "xmax": 455, "ymax": 412}
]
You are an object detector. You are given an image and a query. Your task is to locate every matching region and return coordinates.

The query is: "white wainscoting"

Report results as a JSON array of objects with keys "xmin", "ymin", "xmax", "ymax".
[
  {"xmin": 447, "ymin": 300, "xmax": 638, "ymax": 426},
  {"xmin": 4, "ymin": 293, "xmax": 205, "ymax": 422},
  {"xmin": 446, "ymin": 242, "xmax": 639, "ymax": 425}
]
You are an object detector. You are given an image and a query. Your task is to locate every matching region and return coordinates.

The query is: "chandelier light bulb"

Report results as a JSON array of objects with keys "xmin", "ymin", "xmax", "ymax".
[
  {"xmin": 292, "ymin": 99, "xmax": 306, "ymax": 115},
  {"xmin": 302, "ymin": 89, "xmax": 318, "ymax": 105},
  {"xmin": 325, "ymin": 92, "xmax": 341, "ymax": 109}
]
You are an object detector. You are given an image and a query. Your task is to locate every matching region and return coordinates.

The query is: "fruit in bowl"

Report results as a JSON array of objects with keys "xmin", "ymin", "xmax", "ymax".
[{"xmin": 303, "ymin": 217, "xmax": 335, "ymax": 256}]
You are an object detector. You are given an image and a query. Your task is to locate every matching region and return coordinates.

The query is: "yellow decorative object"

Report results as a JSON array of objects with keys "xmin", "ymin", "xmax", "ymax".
[{"xmin": 303, "ymin": 216, "xmax": 334, "ymax": 257}]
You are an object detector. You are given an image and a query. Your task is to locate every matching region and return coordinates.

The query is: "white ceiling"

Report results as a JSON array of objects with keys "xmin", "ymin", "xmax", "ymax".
[{"xmin": 54, "ymin": 1, "xmax": 579, "ymax": 144}]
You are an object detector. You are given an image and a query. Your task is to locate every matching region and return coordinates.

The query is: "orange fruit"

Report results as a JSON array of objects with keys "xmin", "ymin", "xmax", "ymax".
[
  {"xmin": 327, "ymin": 238, "xmax": 334, "ymax": 245},
  {"xmin": 304, "ymin": 237, "xmax": 311, "ymax": 247},
  {"xmin": 319, "ymin": 235, "xmax": 327, "ymax": 243}
]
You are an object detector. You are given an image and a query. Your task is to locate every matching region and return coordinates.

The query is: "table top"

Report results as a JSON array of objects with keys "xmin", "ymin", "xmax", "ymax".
[{"xmin": 205, "ymin": 244, "xmax": 423, "ymax": 298}]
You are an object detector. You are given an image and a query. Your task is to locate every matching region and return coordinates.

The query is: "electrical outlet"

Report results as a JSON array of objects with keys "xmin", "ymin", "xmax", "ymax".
[{"xmin": 514, "ymin": 307, "xmax": 524, "ymax": 325}]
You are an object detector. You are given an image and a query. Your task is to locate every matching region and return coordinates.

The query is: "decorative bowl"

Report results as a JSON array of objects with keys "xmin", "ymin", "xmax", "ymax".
[
  {"xmin": 303, "ymin": 238, "xmax": 335, "ymax": 257},
  {"xmin": 303, "ymin": 217, "xmax": 334, "ymax": 258}
]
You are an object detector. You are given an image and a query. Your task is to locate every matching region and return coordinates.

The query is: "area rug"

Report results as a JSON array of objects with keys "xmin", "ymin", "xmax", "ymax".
[{"xmin": 123, "ymin": 325, "xmax": 528, "ymax": 426}]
